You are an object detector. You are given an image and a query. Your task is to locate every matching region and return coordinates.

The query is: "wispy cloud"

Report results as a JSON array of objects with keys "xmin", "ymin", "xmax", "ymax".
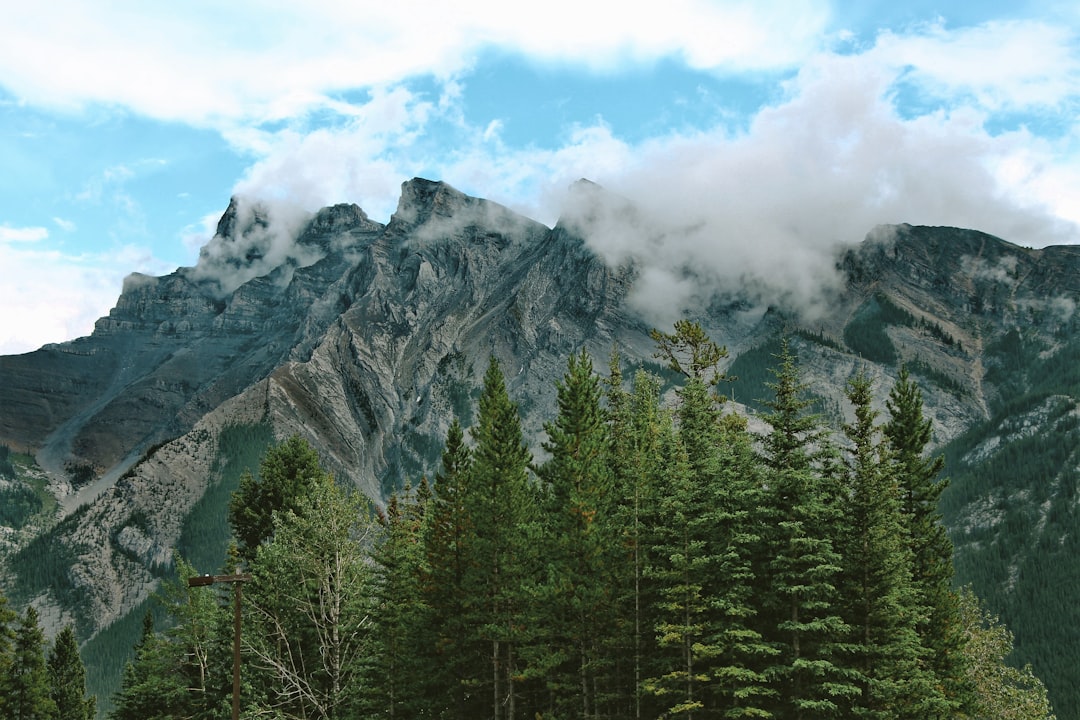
[
  {"xmin": 0, "ymin": 1, "xmax": 831, "ymax": 128},
  {"xmin": 0, "ymin": 225, "xmax": 48, "ymax": 243}
]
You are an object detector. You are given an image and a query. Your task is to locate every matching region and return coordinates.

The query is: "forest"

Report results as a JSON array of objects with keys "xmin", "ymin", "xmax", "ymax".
[{"xmin": 5, "ymin": 322, "xmax": 1057, "ymax": 719}]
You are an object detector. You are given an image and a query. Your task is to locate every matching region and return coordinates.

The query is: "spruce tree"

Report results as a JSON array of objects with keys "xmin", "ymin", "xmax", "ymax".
[
  {"xmin": 644, "ymin": 355, "xmax": 772, "ymax": 718},
  {"xmin": 228, "ymin": 434, "xmax": 326, "ymax": 564},
  {"xmin": 368, "ymin": 486, "xmax": 433, "ymax": 719},
  {"xmin": 756, "ymin": 339, "xmax": 856, "ymax": 719},
  {"xmin": 839, "ymin": 371, "xmax": 943, "ymax": 719},
  {"xmin": 606, "ymin": 359, "xmax": 666, "ymax": 719},
  {"xmin": 537, "ymin": 349, "xmax": 618, "ymax": 719},
  {"xmin": 463, "ymin": 356, "xmax": 536, "ymax": 720},
  {"xmin": 884, "ymin": 367, "xmax": 969, "ymax": 714},
  {"xmin": 423, "ymin": 418, "xmax": 483, "ymax": 719},
  {"xmin": 47, "ymin": 625, "xmax": 95, "ymax": 720},
  {"xmin": 644, "ymin": 425, "xmax": 709, "ymax": 718},
  {"xmin": 5, "ymin": 606, "xmax": 57, "ymax": 720}
]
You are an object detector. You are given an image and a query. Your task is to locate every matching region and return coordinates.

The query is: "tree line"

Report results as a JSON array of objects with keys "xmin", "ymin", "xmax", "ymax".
[
  {"xmin": 108, "ymin": 322, "xmax": 1054, "ymax": 719},
  {"xmin": 0, "ymin": 591, "xmax": 96, "ymax": 720}
]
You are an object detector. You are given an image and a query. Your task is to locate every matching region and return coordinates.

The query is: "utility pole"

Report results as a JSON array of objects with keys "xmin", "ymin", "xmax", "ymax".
[{"xmin": 188, "ymin": 573, "xmax": 252, "ymax": 720}]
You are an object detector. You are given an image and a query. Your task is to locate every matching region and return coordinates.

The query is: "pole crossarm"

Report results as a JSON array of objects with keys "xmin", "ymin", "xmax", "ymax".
[
  {"xmin": 187, "ymin": 571, "xmax": 251, "ymax": 720},
  {"xmin": 187, "ymin": 573, "xmax": 252, "ymax": 587}
]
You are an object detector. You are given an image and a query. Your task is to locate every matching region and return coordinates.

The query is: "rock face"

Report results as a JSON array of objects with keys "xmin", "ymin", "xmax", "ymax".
[{"xmin": 1, "ymin": 179, "xmax": 1079, "ymax": 706}]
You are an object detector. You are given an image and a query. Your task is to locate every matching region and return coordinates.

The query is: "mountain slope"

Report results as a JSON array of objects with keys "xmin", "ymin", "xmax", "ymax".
[{"xmin": 1, "ymin": 179, "xmax": 1078, "ymax": 714}]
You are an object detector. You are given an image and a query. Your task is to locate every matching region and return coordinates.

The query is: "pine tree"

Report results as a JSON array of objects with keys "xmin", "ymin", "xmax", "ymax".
[
  {"xmin": 606, "ymin": 357, "xmax": 666, "ymax": 720},
  {"xmin": 228, "ymin": 434, "xmax": 326, "ymax": 564},
  {"xmin": 884, "ymin": 367, "xmax": 969, "ymax": 714},
  {"xmin": 462, "ymin": 356, "xmax": 536, "ymax": 720},
  {"xmin": 423, "ymin": 418, "xmax": 484, "ymax": 719},
  {"xmin": 838, "ymin": 371, "xmax": 943, "ymax": 719},
  {"xmin": 756, "ymin": 339, "xmax": 856, "ymax": 719},
  {"xmin": 47, "ymin": 625, "xmax": 95, "ymax": 720},
  {"xmin": 644, "ymin": 353, "xmax": 772, "ymax": 718},
  {"xmin": 644, "ymin": 425, "xmax": 708, "ymax": 718},
  {"xmin": 536, "ymin": 349, "xmax": 617, "ymax": 719},
  {"xmin": 368, "ymin": 485, "xmax": 432, "ymax": 718},
  {"xmin": 4, "ymin": 606, "xmax": 57, "ymax": 720},
  {"xmin": 108, "ymin": 611, "xmax": 193, "ymax": 720}
]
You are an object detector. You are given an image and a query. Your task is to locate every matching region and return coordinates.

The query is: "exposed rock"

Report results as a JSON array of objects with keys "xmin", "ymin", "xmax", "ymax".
[{"xmin": 1, "ymin": 177, "xmax": 1079, "ymax": 653}]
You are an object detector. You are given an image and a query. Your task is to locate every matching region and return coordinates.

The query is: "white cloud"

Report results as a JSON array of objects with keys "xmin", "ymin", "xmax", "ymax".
[
  {"xmin": 0, "ymin": 1, "xmax": 832, "ymax": 128},
  {"xmin": 0, "ymin": 225, "xmax": 48, "ymax": 243},
  {"xmin": 0, "ymin": 243, "xmax": 127, "ymax": 355},
  {"xmin": 874, "ymin": 20, "xmax": 1080, "ymax": 111},
  {"xmin": 53, "ymin": 217, "xmax": 77, "ymax": 232}
]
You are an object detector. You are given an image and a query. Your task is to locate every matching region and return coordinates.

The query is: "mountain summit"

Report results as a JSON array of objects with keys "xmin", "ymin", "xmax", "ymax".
[{"xmin": 1, "ymin": 178, "xmax": 1079, "ymax": 713}]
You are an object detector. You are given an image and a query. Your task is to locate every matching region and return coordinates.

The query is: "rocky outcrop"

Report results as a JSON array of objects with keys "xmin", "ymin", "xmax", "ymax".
[{"xmin": 2, "ymin": 177, "xmax": 1079, "ymax": 648}]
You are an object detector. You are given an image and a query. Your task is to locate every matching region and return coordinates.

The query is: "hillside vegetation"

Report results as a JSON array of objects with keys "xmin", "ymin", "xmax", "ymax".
[{"xmin": 103, "ymin": 328, "xmax": 1054, "ymax": 719}]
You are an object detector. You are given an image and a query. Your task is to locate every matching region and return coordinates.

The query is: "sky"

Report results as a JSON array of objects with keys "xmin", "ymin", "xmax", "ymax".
[{"xmin": 2, "ymin": 1, "xmax": 1080, "ymax": 354}]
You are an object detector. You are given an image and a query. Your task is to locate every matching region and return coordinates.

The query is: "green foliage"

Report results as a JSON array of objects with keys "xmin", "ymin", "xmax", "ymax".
[
  {"xmin": 48, "ymin": 625, "xmax": 96, "ymax": 720},
  {"xmin": 178, "ymin": 422, "xmax": 273, "ymax": 574},
  {"xmin": 650, "ymin": 318, "xmax": 730, "ymax": 386},
  {"xmin": 245, "ymin": 472, "xmax": 377, "ymax": 720},
  {"xmin": 844, "ymin": 294, "xmax": 901, "ymax": 364},
  {"xmin": 0, "ymin": 483, "xmax": 44, "ymax": 528},
  {"xmin": 228, "ymin": 433, "xmax": 324, "ymax": 564},
  {"xmin": 93, "ymin": 335, "xmax": 1057, "ymax": 720},
  {"xmin": 4, "ymin": 606, "xmax": 58, "ymax": 719},
  {"xmin": 957, "ymin": 587, "xmax": 1056, "ymax": 720}
]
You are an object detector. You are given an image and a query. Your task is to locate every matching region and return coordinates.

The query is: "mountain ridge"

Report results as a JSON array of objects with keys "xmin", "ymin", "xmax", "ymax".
[{"xmin": 1, "ymin": 177, "xmax": 1078, "ymax": 713}]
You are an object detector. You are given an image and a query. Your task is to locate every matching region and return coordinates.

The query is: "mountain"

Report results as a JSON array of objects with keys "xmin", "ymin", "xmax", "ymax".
[{"xmin": 1, "ymin": 178, "xmax": 1079, "ymax": 714}]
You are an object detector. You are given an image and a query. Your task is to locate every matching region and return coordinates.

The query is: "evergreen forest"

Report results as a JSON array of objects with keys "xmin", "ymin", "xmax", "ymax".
[{"xmin": 46, "ymin": 323, "xmax": 1060, "ymax": 719}]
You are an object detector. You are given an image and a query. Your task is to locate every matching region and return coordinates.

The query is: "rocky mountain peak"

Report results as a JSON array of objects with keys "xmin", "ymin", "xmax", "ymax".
[{"xmin": 213, "ymin": 195, "xmax": 270, "ymax": 241}]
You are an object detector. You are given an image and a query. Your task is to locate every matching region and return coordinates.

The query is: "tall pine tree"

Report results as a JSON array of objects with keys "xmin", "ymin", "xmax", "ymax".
[
  {"xmin": 48, "ymin": 625, "xmax": 95, "ymax": 720},
  {"xmin": 838, "ymin": 371, "xmax": 943, "ymax": 719},
  {"xmin": 5, "ymin": 606, "xmax": 57, "ymax": 720},
  {"xmin": 423, "ymin": 418, "xmax": 484, "ymax": 719},
  {"xmin": 536, "ymin": 349, "xmax": 618, "ymax": 719},
  {"xmin": 463, "ymin": 356, "xmax": 536, "ymax": 720},
  {"xmin": 884, "ymin": 366, "xmax": 970, "ymax": 715},
  {"xmin": 756, "ymin": 339, "xmax": 857, "ymax": 719},
  {"xmin": 606, "ymin": 357, "xmax": 666, "ymax": 720}
]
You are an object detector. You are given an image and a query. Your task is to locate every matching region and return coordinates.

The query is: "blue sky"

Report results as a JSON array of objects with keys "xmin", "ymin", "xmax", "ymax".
[{"xmin": 2, "ymin": 1, "xmax": 1079, "ymax": 354}]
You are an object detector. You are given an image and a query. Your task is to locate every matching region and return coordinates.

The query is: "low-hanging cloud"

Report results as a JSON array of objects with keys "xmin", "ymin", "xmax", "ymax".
[
  {"xmin": 182, "ymin": 19, "xmax": 1080, "ymax": 324},
  {"xmin": 539, "ymin": 51, "xmax": 1080, "ymax": 324}
]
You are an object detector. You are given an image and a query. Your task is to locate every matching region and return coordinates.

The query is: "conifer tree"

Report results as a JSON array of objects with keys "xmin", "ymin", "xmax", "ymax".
[
  {"xmin": 228, "ymin": 434, "xmax": 326, "ymax": 564},
  {"xmin": 884, "ymin": 367, "xmax": 969, "ymax": 714},
  {"xmin": 368, "ymin": 484, "xmax": 433, "ymax": 719},
  {"xmin": 423, "ymin": 418, "xmax": 483, "ymax": 719},
  {"xmin": 756, "ymin": 339, "xmax": 856, "ymax": 719},
  {"xmin": 644, "ymin": 425, "xmax": 708, "ymax": 718},
  {"xmin": 537, "ymin": 349, "xmax": 617, "ymax": 719},
  {"xmin": 4, "ymin": 605, "xmax": 57, "ymax": 720},
  {"xmin": 839, "ymin": 371, "xmax": 943, "ymax": 718},
  {"xmin": 644, "ymin": 330, "xmax": 773, "ymax": 718},
  {"xmin": 0, "ymin": 589, "xmax": 17, "ymax": 718},
  {"xmin": 47, "ymin": 625, "xmax": 95, "ymax": 720},
  {"xmin": 463, "ymin": 356, "xmax": 536, "ymax": 720},
  {"xmin": 606, "ymin": 358, "xmax": 666, "ymax": 719}
]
